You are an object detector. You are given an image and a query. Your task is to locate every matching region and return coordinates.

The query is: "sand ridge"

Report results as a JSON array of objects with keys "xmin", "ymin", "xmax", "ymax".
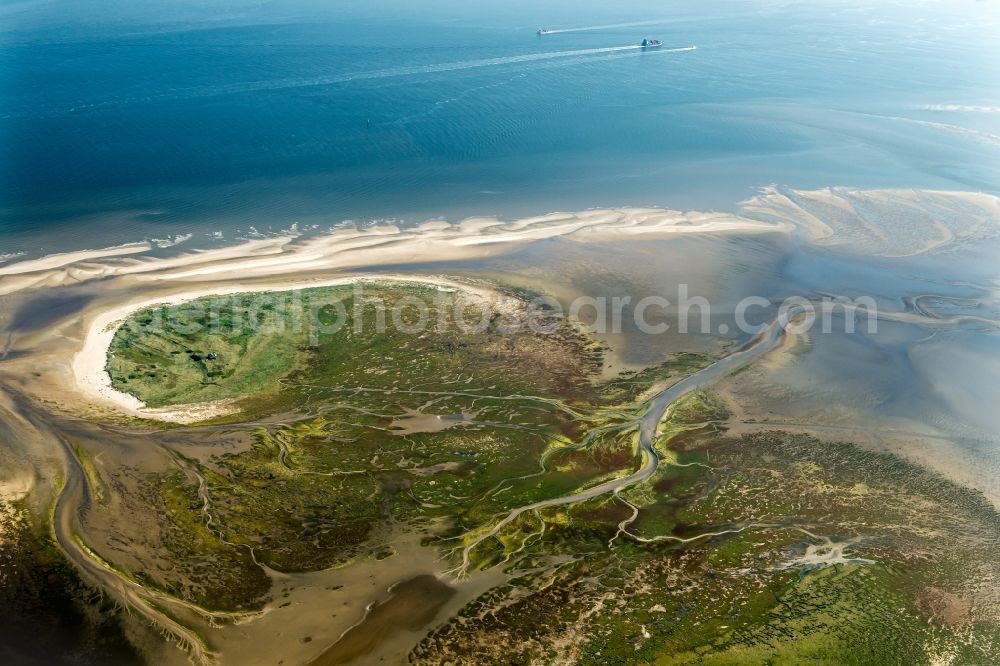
[{"xmin": 0, "ymin": 206, "xmax": 789, "ymax": 297}]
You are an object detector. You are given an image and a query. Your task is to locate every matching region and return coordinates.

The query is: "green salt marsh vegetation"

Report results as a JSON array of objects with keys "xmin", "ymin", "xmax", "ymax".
[
  {"xmin": 414, "ymin": 416, "xmax": 1000, "ymax": 665},
  {"xmin": 106, "ymin": 284, "xmax": 662, "ymax": 608},
  {"xmin": 103, "ymin": 284, "xmax": 1000, "ymax": 663},
  {"xmin": 0, "ymin": 498, "xmax": 143, "ymax": 665}
]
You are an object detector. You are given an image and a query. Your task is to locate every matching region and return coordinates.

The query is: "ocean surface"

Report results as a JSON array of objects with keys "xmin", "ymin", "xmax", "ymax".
[{"xmin": 1, "ymin": 0, "xmax": 999, "ymax": 258}]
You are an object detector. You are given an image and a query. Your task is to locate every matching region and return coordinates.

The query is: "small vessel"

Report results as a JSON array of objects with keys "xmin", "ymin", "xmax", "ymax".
[
  {"xmin": 640, "ymin": 38, "xmax": 662, "ymax": 47},
  {"xmin": 537, "ymin": 28, "xmax": 552, "ymax": 35}
]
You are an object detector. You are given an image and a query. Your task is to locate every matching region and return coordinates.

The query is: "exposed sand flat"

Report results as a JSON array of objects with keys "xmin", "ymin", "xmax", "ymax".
[
  {"xmin": 0, "ymin": 238, "xmax": 295, "ymax": 297},
  {"xmin": 209, "ymin": 530, "xmax": 508, "ymax": 666},
  {"xmin": 0, "ymin": 243, "xmax": 152, "ymax": 276},
  {"xmin": 0, "ymin": 207, "xmax": 788, "ymax": 297},
  {"xmin": 0, "ymin": 474, "xmax": 34, "ymax": 503},
  {"xmin": 129, "ymin": 398, "xmax": 243, "ymax": 424},
  {"xmin": 8, "ymin": 189, "xmax": 995, "ymax": 300},
  {"xmin": 741, "ymin": 187, "xmax": 1000, "ymax": 257},
  {"xmin": 112, "ymin": 236, "xmax": 295, "ymax": 274}
]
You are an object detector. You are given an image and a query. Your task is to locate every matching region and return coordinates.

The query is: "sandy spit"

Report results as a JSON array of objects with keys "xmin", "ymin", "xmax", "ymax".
[
  {"xmin": 1, "ymin": 207, "xmax": 788, "ymax": 296},
  {"xmin": 0, "ymin": 243, "xmax": 152, "ymax": 277}
]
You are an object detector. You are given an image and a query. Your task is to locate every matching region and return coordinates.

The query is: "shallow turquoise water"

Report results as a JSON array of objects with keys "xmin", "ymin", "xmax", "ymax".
[{"xmin": 1, "ymin": 0, "xmax": 998, "ymax": 255}]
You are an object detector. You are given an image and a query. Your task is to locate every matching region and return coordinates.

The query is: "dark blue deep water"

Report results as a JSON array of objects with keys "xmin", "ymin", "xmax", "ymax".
[{"xmin": 1, "ymin": 0, "xmax": 998, "ymax": 256}]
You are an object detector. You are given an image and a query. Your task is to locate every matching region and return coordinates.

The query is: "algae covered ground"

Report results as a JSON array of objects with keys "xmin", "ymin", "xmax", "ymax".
[
  {"xmin": 0, "ymin": 499, "xmax": 143, "ymax": 665},
  {"xmin": 99, "ymin": 284, "xmax": 1000, "ymax": 664}
]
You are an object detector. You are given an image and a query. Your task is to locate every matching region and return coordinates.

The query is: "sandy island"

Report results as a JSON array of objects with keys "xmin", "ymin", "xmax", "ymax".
[
  {"xmin": 72, "ymin": 274, "xmax": 516, "ymax": 423},
  {"xmin": 0, "ymin": 205, "xmax": 790, "ymax": 422},
  {"xmin": 4, "ymin": 190, "xmax": 1000, "ymax": 665}
]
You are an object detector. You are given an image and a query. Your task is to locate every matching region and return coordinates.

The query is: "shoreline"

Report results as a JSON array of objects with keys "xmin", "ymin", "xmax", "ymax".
[
  {"xmin": 3, "ymin": 186, "xmax": 997, "ymax": 279},
  {"xmin": 10, "ymin": 187, "xmax": 997, "ymax": 427},
  {"xmin": 6, "ymin": 203, "xmax": 791, "ymax": 423},
  {"xmin": 0, "ymin": 205, "xmax": 790, "ymax": 298}
]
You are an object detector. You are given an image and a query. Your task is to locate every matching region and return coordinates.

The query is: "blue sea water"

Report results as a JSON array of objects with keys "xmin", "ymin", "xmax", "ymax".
[{"xmin": 0, "ymin": 0, "xmax": 998, "ymax": 257}]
